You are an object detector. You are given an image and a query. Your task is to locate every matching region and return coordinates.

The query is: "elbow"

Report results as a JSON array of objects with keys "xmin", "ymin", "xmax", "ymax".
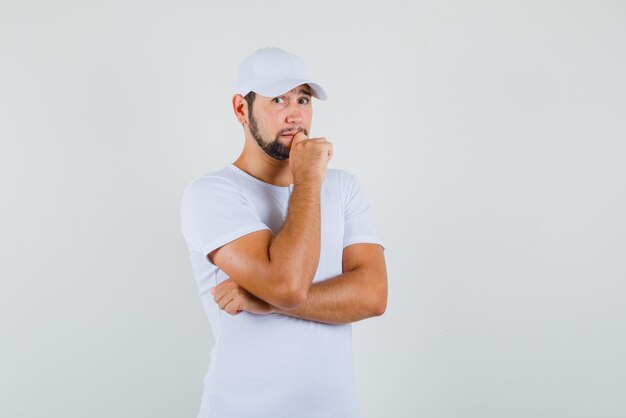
[
  {"xmin": 373, "ymin": 299, "xmax": 387, "ymax": 316},
  {"xmin": 270, "ymin": 266, "xmax": 311, "ymax": 309},
  {"xmin": 274, "ymin": 282, "xmax": 308, "ymax": 310},
  {"xmin": 371, "ymin": 280, "xmax": 388, "ymax": 317}
]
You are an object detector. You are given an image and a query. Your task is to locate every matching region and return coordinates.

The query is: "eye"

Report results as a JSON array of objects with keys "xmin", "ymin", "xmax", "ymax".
[
  {"xmin": 298, "ymin": 97, "xmax": 310, "ymax": 105},
  {"xmin": 272, "ymin": 97, "xmax": 286, "ymax": 104}
]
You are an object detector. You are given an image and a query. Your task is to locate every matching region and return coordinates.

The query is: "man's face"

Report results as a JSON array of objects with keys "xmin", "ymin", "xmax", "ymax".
[{"xmin": 246, "ymin": 84, "xmax": 313, "ymax": 160}]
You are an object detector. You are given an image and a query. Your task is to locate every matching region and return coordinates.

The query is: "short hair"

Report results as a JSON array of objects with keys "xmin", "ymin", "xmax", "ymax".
[{"xmin": 244, "ymin": 91, "xmax": 256, "ymax": 114}]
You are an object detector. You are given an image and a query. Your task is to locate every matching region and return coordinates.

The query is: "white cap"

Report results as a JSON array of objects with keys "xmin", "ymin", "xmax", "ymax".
[{"xmin": 234, "ymin": 47, "xmax": 327, "ymax": 100}]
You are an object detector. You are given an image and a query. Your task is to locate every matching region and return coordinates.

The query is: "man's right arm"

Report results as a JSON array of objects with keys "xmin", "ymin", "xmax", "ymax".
[{"xmin": 208, "ymin": 132, "xmax": 332, "ymax": 310}]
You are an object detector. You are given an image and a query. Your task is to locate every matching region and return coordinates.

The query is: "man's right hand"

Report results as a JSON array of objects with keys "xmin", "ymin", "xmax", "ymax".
[{"xmin": 288, "ymin": 131, "xmax": 333, "ymax": 185}]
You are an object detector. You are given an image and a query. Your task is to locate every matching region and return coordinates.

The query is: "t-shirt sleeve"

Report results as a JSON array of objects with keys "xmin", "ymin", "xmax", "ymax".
[
  {"xmin": 341, "ymin": 171, "xmax": 385, "ymax": 250},
  {"xmin": 180, "ymin": 176, "xmax": 271, "ymax": 258}
]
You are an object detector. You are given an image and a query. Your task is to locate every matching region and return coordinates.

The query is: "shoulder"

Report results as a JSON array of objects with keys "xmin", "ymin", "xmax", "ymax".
[
  {"xmin": 326, "ymin": 168, "xmax": 364, "ymax": 195},
  {"xmin": 325, "ymin": 168, "xmax": 357, "ymax": 186},
  {"xmin": 180, "ymin": 166, "xmax": 256, "ymax": 216},
  {"xmin": 182, "ymin": 167, "xmax": 243, "ymax": 198},
  {"xmin": 324, "ymin": 169, "xmax": 367, "ymax": 209}
]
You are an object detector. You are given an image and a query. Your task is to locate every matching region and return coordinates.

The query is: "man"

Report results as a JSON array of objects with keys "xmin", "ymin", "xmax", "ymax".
[{"xmin": 180, "ymin": 47, "xmax": 387, "ymax": 418}]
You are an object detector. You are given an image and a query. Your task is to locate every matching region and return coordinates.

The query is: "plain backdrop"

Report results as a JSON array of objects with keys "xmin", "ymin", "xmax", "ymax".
[{"xmin": 1, "ymin": 1, "xmax": 625, "ymax": 417}]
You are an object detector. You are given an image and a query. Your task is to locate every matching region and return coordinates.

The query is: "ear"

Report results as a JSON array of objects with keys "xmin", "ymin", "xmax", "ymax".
[{"xmin": 232, "ymin": 94, "xmax": 247, "ymax": 125}]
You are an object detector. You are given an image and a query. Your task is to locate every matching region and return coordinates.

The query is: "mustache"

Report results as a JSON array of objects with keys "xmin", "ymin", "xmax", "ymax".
[{"xmin": 278, "ymin": 127, "xmax": 308, "ymax": 136}]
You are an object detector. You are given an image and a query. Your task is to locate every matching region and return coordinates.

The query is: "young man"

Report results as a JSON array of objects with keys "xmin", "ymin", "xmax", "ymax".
[{"xmin": 180, "ymin": 47, "xmax": 387, "ymax": 418}]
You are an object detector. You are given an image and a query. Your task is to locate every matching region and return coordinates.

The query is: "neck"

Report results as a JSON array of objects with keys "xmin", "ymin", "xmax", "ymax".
[{"xmin": 233, "ymin": 137, "xmax": 294, "ymax": 187}]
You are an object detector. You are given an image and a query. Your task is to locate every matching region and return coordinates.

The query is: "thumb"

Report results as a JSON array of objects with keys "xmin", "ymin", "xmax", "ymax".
[{"xmin": 291, "ymin": 130, "xmax": 308, "ymax": 145}]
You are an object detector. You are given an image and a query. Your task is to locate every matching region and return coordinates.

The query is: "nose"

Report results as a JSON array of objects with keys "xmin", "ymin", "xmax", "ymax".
[{"xmin": 285, "ymin": 102, "xmax": 304, "ymax": 125}]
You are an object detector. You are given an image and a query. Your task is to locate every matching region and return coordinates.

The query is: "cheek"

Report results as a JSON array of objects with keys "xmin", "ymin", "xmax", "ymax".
[
  {"xmin": 257, "ymin": 110, "xmax": 281, "ymax": 130},
  {"xmin": 253, "ymin": 115, "xmax": 272, "ymax": 133}
]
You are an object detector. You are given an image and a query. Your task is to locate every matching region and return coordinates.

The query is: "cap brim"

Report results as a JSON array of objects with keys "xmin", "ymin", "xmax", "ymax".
[{"xmin": 254, "ymin": 79, "xmax": 327, "ymax": 101}]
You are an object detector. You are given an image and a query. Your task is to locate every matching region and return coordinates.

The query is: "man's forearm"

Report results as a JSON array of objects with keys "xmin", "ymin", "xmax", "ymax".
[
  {"xmin": 211, "ymin": 228, "xmax": 387, "ymax": 323},
  {"xmin": 266, "ymin": 181, "xmax": 321, "ymax": 302},
  {"xmin": 272, "ymin": 267, "xmax": 387, "ymax": 325}
]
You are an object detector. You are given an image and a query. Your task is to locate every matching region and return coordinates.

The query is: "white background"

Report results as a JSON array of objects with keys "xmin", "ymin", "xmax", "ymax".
[{"xmin": 1, "ymin": 1, "xmax": 625, "ymax": 417}]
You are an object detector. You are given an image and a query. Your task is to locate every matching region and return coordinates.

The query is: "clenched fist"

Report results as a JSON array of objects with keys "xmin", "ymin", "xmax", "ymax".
[{"xmin": 288, "ymin": 131, "xmax": 333, "ymax": 185}]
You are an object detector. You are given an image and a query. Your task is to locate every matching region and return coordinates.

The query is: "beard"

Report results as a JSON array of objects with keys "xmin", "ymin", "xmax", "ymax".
[{"xmin": 248, "ymin": 111, "xmax": 308, "ymax": 161}]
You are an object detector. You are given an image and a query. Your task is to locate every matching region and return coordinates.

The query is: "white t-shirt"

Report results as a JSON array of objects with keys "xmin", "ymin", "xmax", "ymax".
[{"xmin": 180, "ymin": 164, "xmax": 384, "ymax": 418}]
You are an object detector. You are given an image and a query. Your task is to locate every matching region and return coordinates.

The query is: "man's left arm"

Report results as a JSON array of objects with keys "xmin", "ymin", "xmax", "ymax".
[
  {"xmin": 211, "ymin": 242, "xmax": 387, "ymax": 324},
  {"xmin": 275, "ymin": 242, "xmax": 386, "ymax": 324}
]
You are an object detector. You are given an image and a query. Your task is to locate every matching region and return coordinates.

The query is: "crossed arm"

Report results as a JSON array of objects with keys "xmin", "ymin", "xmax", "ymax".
[
  {"xmin": 207, "ymin": 179, "xmax": 387, "ymax": 325},
  {"xmin": 209, "ymin": 235, "xmax": 388, "ymax": 325}
]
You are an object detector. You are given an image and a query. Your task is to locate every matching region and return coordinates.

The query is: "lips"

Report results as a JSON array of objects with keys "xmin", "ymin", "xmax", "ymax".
[{"xmin": 281, "ymin": 128, "xmax": 303, "ymax": 137}]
